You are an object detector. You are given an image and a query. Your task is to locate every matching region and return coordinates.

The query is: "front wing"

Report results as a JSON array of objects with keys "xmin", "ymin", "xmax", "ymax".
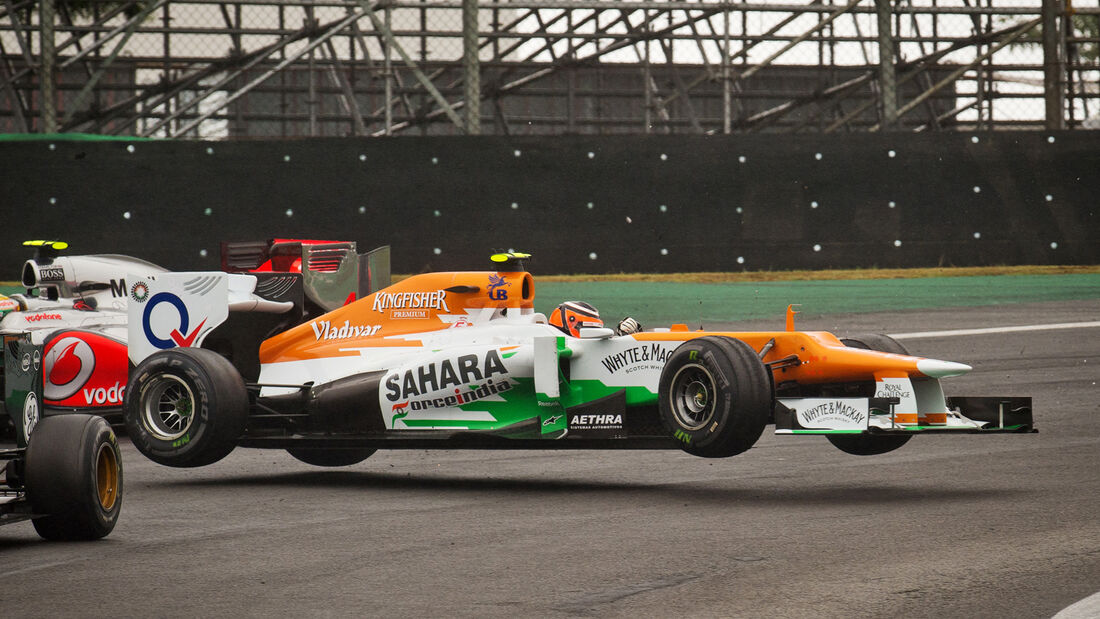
[{"xmin": 774, "ymin": 396, "xmax": 1034, "ymax": 435}]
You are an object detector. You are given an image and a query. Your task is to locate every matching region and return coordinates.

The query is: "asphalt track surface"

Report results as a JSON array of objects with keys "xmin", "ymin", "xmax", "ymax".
[{"xmin": 2, "ymin": 299, "xmax": 1098, "ymax": 618}]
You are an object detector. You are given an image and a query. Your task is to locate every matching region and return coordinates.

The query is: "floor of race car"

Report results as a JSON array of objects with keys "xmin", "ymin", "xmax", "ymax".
[{"xmin": 1, "ymin": 299, "xmax": 1098, "ymax": 619}]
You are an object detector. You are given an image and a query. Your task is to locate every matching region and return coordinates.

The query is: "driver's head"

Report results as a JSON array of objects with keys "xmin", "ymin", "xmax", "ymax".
[{"xmin": 549, "ymin": 301, "xmax": 603, "ymax": 337}]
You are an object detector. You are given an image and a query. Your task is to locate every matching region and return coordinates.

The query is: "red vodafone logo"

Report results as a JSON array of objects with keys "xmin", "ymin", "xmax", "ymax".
[{"xmin": 44, "ymin": 336, "xmax": 96, "ymax": 401}]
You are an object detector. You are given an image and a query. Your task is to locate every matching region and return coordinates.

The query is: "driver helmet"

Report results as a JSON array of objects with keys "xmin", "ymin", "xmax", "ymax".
[{"xmin": 549, "ymin": 301, "xmax": 603, "ymax": 337}]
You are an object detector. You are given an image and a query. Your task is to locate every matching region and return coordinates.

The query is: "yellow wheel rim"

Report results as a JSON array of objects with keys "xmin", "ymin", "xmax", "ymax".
[{"xmin": 96, "ymin": 443, "xmax": 119, "ymax": 511}]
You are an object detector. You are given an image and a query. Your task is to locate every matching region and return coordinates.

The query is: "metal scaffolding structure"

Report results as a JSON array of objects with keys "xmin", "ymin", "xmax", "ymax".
[{"xmin": 1, "ymin": 0, "xmax": 1097, "ymax": 137}]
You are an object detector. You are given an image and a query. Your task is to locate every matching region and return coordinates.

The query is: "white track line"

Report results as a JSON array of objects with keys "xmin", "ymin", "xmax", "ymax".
[
  {"xmin": 1053, "ymin": 591, "xmax": 1100, "ymax": 619},
  {"xmin": 890, "ymin": 321, "xmax": 1100, "ymax": 340}
]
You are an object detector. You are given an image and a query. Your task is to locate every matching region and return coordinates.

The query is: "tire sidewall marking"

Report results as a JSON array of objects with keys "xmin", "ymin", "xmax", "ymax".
[
  {"xmin": 666, "ymin": 343, "xmax": 732, "ymax": 440},
  {"xmin": 135, "ymin": 361, "xmax": 210, "ymax": 455}
]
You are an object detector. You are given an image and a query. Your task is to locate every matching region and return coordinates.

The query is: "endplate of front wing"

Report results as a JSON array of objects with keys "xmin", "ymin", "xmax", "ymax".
[{"xmin": 774, "ymin": 396, "xmax": 1034, "ymax": 435}]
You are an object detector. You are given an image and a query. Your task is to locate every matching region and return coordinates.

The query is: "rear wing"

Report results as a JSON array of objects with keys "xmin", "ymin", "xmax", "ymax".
[
  {"xmin": 301, "ymin": 243, "xmax": 390, "ymax": 312},
  {"xmin": 126, "ymin": 272, "xmax": 265, "ymax": 366},
  {"xmin": 221, "ymin": 239, "xmax": 390, "ymax": 311}
]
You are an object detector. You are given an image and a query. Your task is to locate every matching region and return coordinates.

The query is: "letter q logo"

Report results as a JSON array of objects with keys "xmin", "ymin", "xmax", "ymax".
[{"xmin": 142, "ymin": 292, "xmax": 208, "ymax": 349}]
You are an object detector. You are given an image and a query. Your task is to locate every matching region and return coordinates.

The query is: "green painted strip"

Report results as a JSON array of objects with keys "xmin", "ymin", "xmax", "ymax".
[
  {"xmin": 0, "ymin": 132, "xmax": 158, "ymax": 142},
  {"xmin": 565, "ymin": 380, "xmax": 658, "ymax": 408},
  {"xmin": 535, "ymin": 273, "xmax": 1100, "ymax": 324}
]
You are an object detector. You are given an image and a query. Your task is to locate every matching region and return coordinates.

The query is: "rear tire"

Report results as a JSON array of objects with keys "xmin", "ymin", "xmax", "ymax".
[
  {"xmin": 25, "ymin": 414, "xmax": 123, "ymax": 540},
  {"xmin": 124, "ymin": 347, "xmax": 248, "ymax": 468},
  {"xmin": 286, "ymin": 448, "xmax": 376, "ymax": 467},
  {"xmin": 658, "ymin": 336, "xmax": 772, "ymax": 458},
  {"xmin": 828, "ymin": 334, "xmax": 913, "ymax": 456}
]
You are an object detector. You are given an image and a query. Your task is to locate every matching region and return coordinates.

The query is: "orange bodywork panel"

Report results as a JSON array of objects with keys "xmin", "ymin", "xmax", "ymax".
[
  {"xmin": 260, "ymin": 270, "xmax": 534, "ymax": 364},
  {"xmin": 634, "ymin": 331, "xmax": 931, "ymax": 385}
]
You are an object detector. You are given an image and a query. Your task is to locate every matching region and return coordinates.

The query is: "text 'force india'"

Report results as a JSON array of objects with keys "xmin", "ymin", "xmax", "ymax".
[{"xmin": 122, "ymin": 253, "xmax": 1033, "ymax": 468}]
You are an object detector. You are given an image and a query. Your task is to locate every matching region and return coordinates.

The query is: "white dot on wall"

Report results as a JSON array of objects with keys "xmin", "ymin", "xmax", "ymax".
[
  {"xmin": 888, "ymin": 201, "xmax": 896, "ymax": 208},
  {"xmin": 433, "ymin": 209, "xmax": 442, "ymax": 217},
  {"xmin": 736, "ymin": 207, "xmax": 743, "ymax": 214},
  {"xmin": 431, "ymin": 157, "xmax": 439, "ymax": 165},
  {"xmin": 810, "ymin": 201, "xmax": 819, "ymax": 209},
  {"xmin": 588, "ymin": 252, "xmax": 598, "ymax": 260},
  {"xmin": 200, "ymin": 249, "xmax": 208, "ymax": 258},
  {"xmin": 48, "ymin": 143, "xmax": 56, "ymax": 151},
  {"xmin": 126, "ymin": 144, "xmax": 135, "ymax": 153},
  {"xmin": 1050, "ymin": 242, "xmax": 1059, "ymax": 249},
  {"xmin": 358, "ymin": 206, "xmax": 367, "ymax": 214},
  {"xmin": 204, "ymin": 207, "xmax": 212, "ymax": 216},
  {"xmin": 888, "ymin": 150, "xmax": 896, "ymax": 158},
  {"xmin": 434, "ymin": 247, "xmax": 442, "ymax": 255},
  {"xmin": 359, "ymin": 154, "xmax": 366, "ymax": 162},
  {"xmin": 514, "ymin": 150, "xmax": 522, "ymax": 157},
  {"xmin": 659, "ymin": 205, "xmax": 668, "ymax": 213},
  {"xmin": 1045, "ymin": 194, "xmax": 1053, "ymax": 202},
  {"xmin": 123, "ymin": 211, "xmax": 132, "ymax": 220},
  {"xmin": 813, "ymin": 244, "xmax": 822, "ymax": 252},
  {"xmin": 814, "ymin": 153, "xmax": 822, "ymax": 161},
  {"xmin": 587, "ymin": 152, "xmax": 595, "ymax": 159},
  {"xmin": 49, "ymin": 197, "xmax": 57, "ymax": 205},
  {"xmin": 510, "ymin": 202, "xmax": 519, "ymax": 210},
  {"xmin": 1047, "ymin": 136, "xmax": 1056, "ymax": 143},
  {"xmin": 974, "ymin": 232, "xmax": 982, "ymax": 239},
  {"xmin": 206, "ymin": 147, "xmax": 214, "ymax": 155},
  {"xmin": 737, "ymin": 256, "xmax": 745, "ymax": 264},
  {"xmin": 660, "ymin": 248, "xmax": 669, "ymax": 256},
  {"xmin": 973, "ymin": 186, "xmax": 981, "ymax": 193},
  {"xmin": 738, "ymin": 155, "xmax": 747, "ymax": 163},
  {"xmin": 660, "ymin": 153, "xmax": 668, "ymax": 161},
  {"xmin": 283, "ymin": 155, "xmax": 291, "ymax": 162},
  {"xmin": 625, "ymin": 216, "xmax": 632, "ymax": 224},
  {"xmin": 586, "ymin": 202, "xmax": 595, "ymax": 209},
  {"xmin": 285, "ymin": 209, "xmax": 294, "ymax": 217},
  {"xmin": 971, "ymin": 136, "xmax": 979, "ymax": 144},
  {"xmin": 894, "ymin": 240, "xmax": 902, "ymax": 247}
]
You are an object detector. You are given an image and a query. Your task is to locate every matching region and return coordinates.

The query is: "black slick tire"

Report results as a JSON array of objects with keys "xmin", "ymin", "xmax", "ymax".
[
  {"xmin": 25, "ymin": 414, "xmax": 123, "ymax": 541},
  {"xmin": 828, "ymin": 334, "xmax": 914, "ymax": 456},
  {"xmin": 124, "ymin": 347, "xmax": 248, "ymax": 468},
  {"xmin": 658, "ymin": 336, "xmax": 772, "ymax": 458},
  {"xmin": 286, "ymin": 448, "xmax": 376, "ymax": 467}
]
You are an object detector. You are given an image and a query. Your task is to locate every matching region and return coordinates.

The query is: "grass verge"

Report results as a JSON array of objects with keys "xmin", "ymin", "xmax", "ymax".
[{"xmin": 530, "ymin": 264, "xmax": 1100, "ymax": 283}]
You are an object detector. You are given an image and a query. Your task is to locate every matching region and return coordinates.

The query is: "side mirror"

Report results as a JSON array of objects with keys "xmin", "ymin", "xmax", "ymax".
[{"xmin": 578, "ymin": 327, "xmax": 615, "ymax": 339}]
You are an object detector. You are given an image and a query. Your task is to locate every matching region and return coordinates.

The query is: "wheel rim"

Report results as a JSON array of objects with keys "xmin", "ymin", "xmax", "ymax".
[
  {"xmin": 141, "ymin": 374, "xmax": 196, "ymax": 441},
  {"xmin": 669, "ymin": 363, "xmax": 716, "ymax": 431},
  {"xmin": 95, "ymin": 442, "xmax": 119, "ymax": 511}
]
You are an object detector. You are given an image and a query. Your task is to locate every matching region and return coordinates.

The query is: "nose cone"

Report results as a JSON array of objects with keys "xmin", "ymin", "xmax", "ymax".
[{"xmin": 916, "ymin": 358, "xmax": 972, "ymax": 378}]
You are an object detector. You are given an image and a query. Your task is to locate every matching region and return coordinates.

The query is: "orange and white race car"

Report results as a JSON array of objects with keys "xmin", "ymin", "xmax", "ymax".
[{"xmin": 121, "ymin": 252, "xmax": 1034, "ymax": 468}]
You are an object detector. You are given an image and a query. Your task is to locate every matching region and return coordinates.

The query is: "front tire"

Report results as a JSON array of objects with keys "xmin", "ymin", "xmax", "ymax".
[
  {"xmin": 658, "ymin": 336, "xmax": 772, "ymax": 458},
  {"xmin": 828, "ymin": 334, "xmax": 913, "ymax": 456},
  {"xmin": 286, "ymin": 448, "xmax": 376, "ymax": 467},
  {"xmin": 25, "ymin": 414, "xmax": 123, "ymax": 540},
  {"xmin": 124, "ymin": 347, "xmax": 248, "ymax": 468}
]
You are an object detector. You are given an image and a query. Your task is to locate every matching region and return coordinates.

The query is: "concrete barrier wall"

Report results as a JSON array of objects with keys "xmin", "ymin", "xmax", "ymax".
[{"xmin": 2, "ymin": 132, "xmax": 1097, "ymax": 278}]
